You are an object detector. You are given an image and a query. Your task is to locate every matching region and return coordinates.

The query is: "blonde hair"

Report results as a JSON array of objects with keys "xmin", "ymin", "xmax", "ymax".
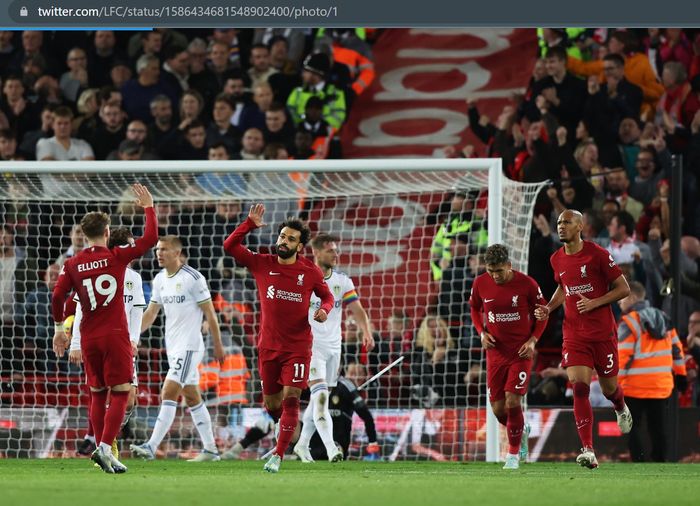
[
  {"xmin": 76, "ymin": 88, "xmax": 99, "ymax": 115},
  {"xmin": 415, "ymin": 315, "xmax": 453, "ymax": 354}
]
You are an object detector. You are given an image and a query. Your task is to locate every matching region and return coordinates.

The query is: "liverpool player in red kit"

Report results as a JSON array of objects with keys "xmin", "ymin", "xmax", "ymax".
[
  {"xmin": 223, "ymin": 203, "xmax": 334, "ymax": 473},
  {"xmin": 535, "ymin": 209, "xmax": 632, "ymax": 469},
  {"xmin": 51, "ymin": 184, "xmax": 157, "ymax": 474},
  {"xmin": 470, "ymin": 244, "xmax": 547, "ymax": 469}
]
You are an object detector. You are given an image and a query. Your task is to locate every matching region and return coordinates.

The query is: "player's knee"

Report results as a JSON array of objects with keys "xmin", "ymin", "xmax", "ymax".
[
  {"xmin": 504, "ymin": 394, "xmax": 521, "ymax": 409},
  {"xmin": 572, "ymin": 382, "xmax": 590, "ymax": 398},
  {"xmin": 264, "ymin": 398, "xmax": 281, "ymax": 413}
]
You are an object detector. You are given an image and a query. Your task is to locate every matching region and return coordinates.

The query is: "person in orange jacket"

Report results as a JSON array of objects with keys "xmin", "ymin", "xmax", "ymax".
[
  {"xmin": 567, "ymin": 30, "xmax": 665, "ymax": 121},
  {"xmin": 617, "ymin": 281, "xmax": 687, "ymax": 462}
]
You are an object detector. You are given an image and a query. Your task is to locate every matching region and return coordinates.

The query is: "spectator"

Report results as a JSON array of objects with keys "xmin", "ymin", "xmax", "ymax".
[
  {"xmin": 211, "ymin": 29, "xmax": 247, "ymax": 69},
  {"xmin": 656, "ymin": 61, "xmax": 691, "ymax": 135},
  {"xmin": 177, "ymin": 89, "xmax": 205, "ymax": 132},
  {"xmin": 106, "ymin": 119, "xmax": 158, "ymax": 160},
  {"xmin": 161, "ymin": 44, "xmax": 190, "ymax": 93},
  {"xmin": 686, "ymin": 311, "xmax": 700, "ymax": 405},
  {"xmin": 194, "ymin": 143, "xmax": 247, "ymax": 198},
  {"xmin": 131, "ymin": 31, "xmax": 163, "ymax": 63},
  {"xmin": 629, "ymin": 146, "xmax": 670, "ymax": 206},
  {"xmin": 110, "ymin": 139, "xmax": 144, "ymax": 161},
  {"xmin": 658, "ymin": 29, "xmax": 693, "ymax": 74},
  {"xmin": 147, "ymin": 94, "xmax": 175, "ymax": 154},
  {"xmin": 287, "ymin": 53, "xmax": 347, "ymax": 129},
  {"xmin": 109, "ymin": 59, "xmax": 132, "ymax": 90},
  {"xmin": 0, "ymin": 129, "xmax": 22, "ymax": 161},
  {"xmin": 232, "ymin": 127, "xmax": 264, "ymax": 160},
  {"xmin": 60, "ymin": 47, "xmax": 89, "ymax": 104},
  {"xmin": 56, "ymin": 223, "xmax": 85, "ymax": 265},
  {"xmin": 7, "ymin": 31, "xmax": 45, "ymax": 76},
  {"xmin": 222, "ymin": 72, "xmax": 252, "ymax": 128},
  {"xmin": 1, "ymin": 75, "xmax": 41, "ymax": 142},
  {"xmin": 121, "ymin": 54, "xmax": 177, "ymax": 122},
  {"xmin": 297, "ymin": 96, "xmax": 330, "ymax": 140},
  {"xmin": 89, "ymin": 101, "xmax": 127, "ymax": 160},
  {"xmin": 253, "ymin": 29, "xmax": 307, "ymax": 69},
  {"xmin": 239, "ymin": 81, "xmax": 274, "ymax": 132},
  {"xmin": 87, "ymin": 30, "xmax": 126, "ymax": 88},
  {"xmin": 292, "ymin": 130, "xmax": 315, "ymax": 159},
  {"xmin": 72, "ymin": 88, "xmax": 98, "ymax": 140},
  {"xmin": 437, "ymin": 233, "xmax": 472, "ymax": 341},
  {"xmin": 263, "ymin": 142, "xmax": 289, "ymax": 160},
  {"xmin": 247, "ymin": 43, "xmax": 278, "ymax": 89},
  {"xmin": 605, "ymin": 168, "xmax": 645, "ymax": 221},
  {"xmin": 262, "ymin": 102, "xmax": 295, "ymax": 152},
  {"xmin": 36, "ymin": 106, "xmax": 94, "ymax": 161},
  {"xmin": 172, "ymin": 120, "xmax": 207, "ymax": 160},
  {"xmin": 206, "ymin": 93, "xmax": 241, "ymax": 153}
]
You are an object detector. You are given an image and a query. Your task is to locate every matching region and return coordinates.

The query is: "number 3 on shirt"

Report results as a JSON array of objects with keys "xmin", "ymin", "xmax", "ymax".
[
  {"xmin": 82, "ymin": 274, "xmax": 118, "ymax": 310},
  {"xmin": 293, "ymin": 362, "xmax": 305, "ymax": 381}
]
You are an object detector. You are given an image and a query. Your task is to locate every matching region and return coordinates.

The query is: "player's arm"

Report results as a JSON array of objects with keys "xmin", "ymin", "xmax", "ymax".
[
  {"xmin": 200, "ymin": 299, "xmax": 225, "ymax": 365},
  {"xmin": 129, "ymin": 306, "xmax": 144, "ymax": 353},
  {"xmin": 312, "ymin": 273, "xmax": 334, "ymax": 323},
  {"xmin": 347, "ymin": 300, "xmax": 374, "ymax": 351},
  {"xmin": 141, "ymin": 302, "xmax": 162, "ymax": 334},
  {"xmin": 222, "ymin": 203, "xmax": 265, "ymax": 268},
  {"xmin": 352, "ymin": 390, "xmax": 378, "ymax": 445},
  {"xmin": 469, "ymin": 279, "xmax": 495, "ymax": 349},
  {"xmin": 576, "ymin": 275, "xmax": 630, "ymax": 314},
  {"xmin": 51, "ymin": 266, "xmax": 73, "ymax": 357},
  {"xmin": 116, "ymin": 184, "xmax": 158, "ymax": 262},
  {"xmin": 69, "ymin": 301, "xmax": 83, "ymax": 364},
  {"xmin": 535, "ymin": 284, "xmax": 565, "ymax": 320},
  {"xmin": 519, "ymin": 280, "xmax": 548, "ymax": 359}
]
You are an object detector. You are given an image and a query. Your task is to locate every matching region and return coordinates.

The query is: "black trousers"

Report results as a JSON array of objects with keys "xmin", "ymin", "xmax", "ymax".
[{"xmin": 625, "ymin": 395, "xmax": 670, "ymax": 462}]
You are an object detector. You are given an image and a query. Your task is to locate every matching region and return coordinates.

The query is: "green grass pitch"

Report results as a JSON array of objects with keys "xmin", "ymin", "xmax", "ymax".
[{"xmin": 1, "ymin": 459, "xmax": 698, "ymax": 506}]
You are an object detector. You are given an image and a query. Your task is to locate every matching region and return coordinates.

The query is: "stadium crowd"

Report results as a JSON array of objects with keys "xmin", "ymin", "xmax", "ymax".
[{"xmin": 0, "ymin": 28, "xmax": 699, "ymax": 419}]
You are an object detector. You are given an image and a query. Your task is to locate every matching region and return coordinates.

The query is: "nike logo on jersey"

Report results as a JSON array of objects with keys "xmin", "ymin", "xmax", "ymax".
[
  {"xmin": 559, "ymin": 271, "xmax": 566, "ymax": 277},
  {"xmin": 269, "ymin": 272, "xmax": 281, "ymax": 275},
  {"xmin": 484, "ymin": 298, "xmax": 495, "ymax": 303}
]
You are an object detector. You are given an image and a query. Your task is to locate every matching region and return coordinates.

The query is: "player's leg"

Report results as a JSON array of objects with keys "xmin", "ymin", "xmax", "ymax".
[
  {"xmin": 131, "ymin": 379, "xmax": 182, "ymax": 459},
  {"xmin": 318, "ymin": 349, "xmax": 342, "ymax": 461},
  {"xmin": 182, "ymin": 383, "xmax": 220, "ymax": 460},
  {"xmin": 567, "ymin": 362, "xmax": 597, "ymax": 468},
  {"xmin": 596, "ymin": 341, "xmax": 632, "ymax": 433},
  {"xmin": 293, "ymin": 378, "xmax": 320, "ymax": 462},
  {"xmin": 487, "ymin": 359, "xmax": 508, "ymax": 426},
  {"xmin": 77, "ymin": 389, "xmax": 97, "ymax": 455},
  {"xmin": 647, "ymin": 397, "xmax": 668, "ymax": 462},
  {"xmin": 222, "ymin": 413, "xmax": 275, "ymax": 459}
]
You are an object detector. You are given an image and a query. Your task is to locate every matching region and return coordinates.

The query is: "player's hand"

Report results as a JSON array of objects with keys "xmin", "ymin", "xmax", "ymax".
[
  {"xmin": 131, "ymin": 342, "xmax": 138, "ymax": 355},
  {"xmin": 362, "ymin": 332, "xmax": 375, "ymax": 352},
  {"xmin": 248, "ymin": 203, "xmax": 266, "ymax": 227},
  {"xmin": 53, "ymin": 330, "xmax": 69, "ymax": 357},
  {"xmin": 576, "ymin": 294, "xmax": 598, "ymax": 313},
  {"xmin": 214, "ymin": 342, "xmax": 226, "ymax": 366},
  {"xmin": 518, "ymin": 337, "xmax": 537, "ymax": 359},
  {"xmin": 480, "ymin": 331, "xmax": 496, "ymax": 349},
  {"xmin": 69, "ymin": 349, "xmax": 82, "ymax": 364},
  {"xmin": 313, "ymin": 308, "xmax": 328, "ymax": 323},
  {"xmin": 132, "ymin": 183, "xmax": 154, "ymax": 208},
  {"xmin": 534, "ymin": 304, "xmax": 550, "ymax": 321}
]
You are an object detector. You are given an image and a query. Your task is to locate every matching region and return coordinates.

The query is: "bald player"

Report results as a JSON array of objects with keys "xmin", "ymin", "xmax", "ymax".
[{"xmin": 535, "ymin": 209, "xmax": 632, "ymax": 469}]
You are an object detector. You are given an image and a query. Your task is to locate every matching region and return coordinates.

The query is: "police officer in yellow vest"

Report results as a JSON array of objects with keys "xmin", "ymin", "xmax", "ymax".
[
  {"xmin": 617, "ymin": 281, "xmax": 687, "ymax": 462},
  {"xmin": 430, "ymin": 190, "xmax": 487, "ymax": 282},
  {"xmin": 287, "ymin": 53, "xmax": 347, "ymax": 130}
]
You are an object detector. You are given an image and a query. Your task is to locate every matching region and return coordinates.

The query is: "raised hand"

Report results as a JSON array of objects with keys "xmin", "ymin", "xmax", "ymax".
[
  {"xmin": 132, "ymin": 183, "xmax": 154, "ymax": 208},
  {"xmin": 248, "ymin": 203, "xmax": 266, "ymax": 227}
]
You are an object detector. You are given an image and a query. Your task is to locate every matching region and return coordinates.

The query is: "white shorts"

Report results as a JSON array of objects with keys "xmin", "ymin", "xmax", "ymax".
[
  {"xmin": 165, "ymin": 350, "xmax": 204, "ymax": 387},
  {"xmin": 309, "ymin": 346, "xmax": 341, "ymax": 387}
]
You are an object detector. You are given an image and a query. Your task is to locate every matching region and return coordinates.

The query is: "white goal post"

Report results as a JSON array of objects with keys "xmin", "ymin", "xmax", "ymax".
[{"xmin": 0, "ymin": 159, "xmax": 547, "ymax": 462}]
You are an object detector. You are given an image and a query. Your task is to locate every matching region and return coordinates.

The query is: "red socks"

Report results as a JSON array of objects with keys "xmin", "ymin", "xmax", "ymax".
[
  {"xmin": 86, "ymin": 390, "xmax": 94, "ymax": 437},
  {"xmin": 572, "ymin": 382, "xmax": 593, "ymax": 449},
  {"xmin": 275, "ymin": 397, "xmax": 300, "ymax": 458},
  {"xmin": 604, "ymin": 385, "xmax": 626, "ymax": 412},
  {"xmin": 101, "ymin": 390, "xmax": 129, "ymax": 447},
  {"xmin": 495, "ymin": 412, "xmax": 507, "ymax": 426},
  {"xmin": 506, "ymin": 406, "xmax": 524, "ymax": 455},
  {"xmin": 90, "ymin": 389, "xmax": 108, "ymax": 445}
]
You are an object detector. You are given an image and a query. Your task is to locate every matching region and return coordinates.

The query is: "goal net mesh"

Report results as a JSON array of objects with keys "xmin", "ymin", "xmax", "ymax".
[{"xmin": 0, "ymin": 163, "xmax": 546, "ymax": 460}]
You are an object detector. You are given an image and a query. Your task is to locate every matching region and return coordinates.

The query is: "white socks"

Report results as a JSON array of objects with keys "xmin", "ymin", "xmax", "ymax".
[
  {"xmin": 147, "ymin": 400, "xmax": 177, "ymax": 450},
  {"xmin": 190, "ymin": 402, "xmax": 217, "ymax": 453},
  {"xmin": 298, "ymin": 383, "xmax": 336, "ymax": 457},
  {"xmin": 296, "ymin": 397, "xmax": 317, "ymax": 448}
]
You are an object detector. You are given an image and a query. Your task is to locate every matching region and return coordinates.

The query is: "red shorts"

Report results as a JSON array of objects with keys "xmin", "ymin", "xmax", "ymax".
[
  {"xmin": 486, "ymin": 352, "xmax": 532, "ymax": 402},
  {"xmin": 562, "ymin": 338, "xmax": 619, "ymax": 378},
  {"xmin": 82, "ymin": 335, "xmax": 133, "ymax": 388},
  {"xmin": 258, "ymin": 348, "xmax": 311, "ymax": 395}
]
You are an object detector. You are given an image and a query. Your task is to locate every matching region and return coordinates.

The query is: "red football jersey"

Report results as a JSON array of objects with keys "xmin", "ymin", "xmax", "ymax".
[
  {"xmin": 550, "ymin": 240, "xmax": 623, "ymax": 343},
  {"xmin": 51, "ymin": 208, "xmax": 157, "ymax": 340},
  {"xmin": 224, "ymin": 218, "xmax": 334, "ymax": 354},
  {"xmin": 470, "ymin": 270, "xmax": 547, "ymax": 356}
]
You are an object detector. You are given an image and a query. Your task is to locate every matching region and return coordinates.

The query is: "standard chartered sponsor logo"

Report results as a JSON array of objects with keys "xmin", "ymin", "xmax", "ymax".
[
  {"xmin": 267, "ymin": 285, "xmax": 302, "ymax": 303},
  {"xmin": 565, "ymin": 283, "xmax": 594, "ymax": 296},
  {"xmin": 489, "ymin": 310, "xmax": 520, "ymax": 323}
]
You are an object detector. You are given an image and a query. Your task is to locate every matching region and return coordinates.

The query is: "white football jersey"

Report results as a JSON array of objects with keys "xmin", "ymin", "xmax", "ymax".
[
  {"xmin": 71, "ymin": 267, "xmax": 146, "ymax": 349},
  {"xmin": 309, "ymin": 269, "xmax": 358, "ymax": 350},
  {"xmin": 151, "ymin": 265, "xmax": 211, "ymax": 355}
]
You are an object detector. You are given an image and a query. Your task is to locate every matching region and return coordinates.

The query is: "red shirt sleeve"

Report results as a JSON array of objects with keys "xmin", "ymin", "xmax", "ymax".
[
  {"xmin": 114, "ymin": 207, "xmax": 158, "ymax": 264},
  {"xmin": 469, "ymin": 277, "xmax": 484, "ymax": 335},
  {"xmin": 223, "ymin": 217, "xmax": 258, "ymax": 268},
  {"xmin": 51, "ymin": 264, "xmax": 73, "ymax": 324}
]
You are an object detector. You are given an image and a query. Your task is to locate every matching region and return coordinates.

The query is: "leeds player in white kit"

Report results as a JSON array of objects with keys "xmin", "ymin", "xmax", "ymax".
[
  {"xmin": 130, "ymin": 235, "xmax": 225, "ymax": 462},
  {"xmin": 293, "ymin": 233, "xmax": 374, "ymax": 462},
  {"xmin": 69, "ymin": 228, "xmax": 146, "ymax": 458}
]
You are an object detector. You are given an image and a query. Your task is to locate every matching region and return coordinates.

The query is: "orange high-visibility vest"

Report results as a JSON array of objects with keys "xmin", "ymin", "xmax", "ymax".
[
  {"xmin": 199, "ymin": 353, "xmax": 250, "ymax": 405},
  {"xmin": 332, "ymin": 44, "xmax": 375, "ymax": 96},
  {"xmin": 618, "ymin": 311, "xmax": 686, "ymax": 399}
]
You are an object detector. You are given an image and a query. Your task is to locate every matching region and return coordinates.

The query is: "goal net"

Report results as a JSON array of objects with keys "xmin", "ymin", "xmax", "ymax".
[{"xmin": 0, "ymin": 159, "xmax": 547, "ymax": 461}]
